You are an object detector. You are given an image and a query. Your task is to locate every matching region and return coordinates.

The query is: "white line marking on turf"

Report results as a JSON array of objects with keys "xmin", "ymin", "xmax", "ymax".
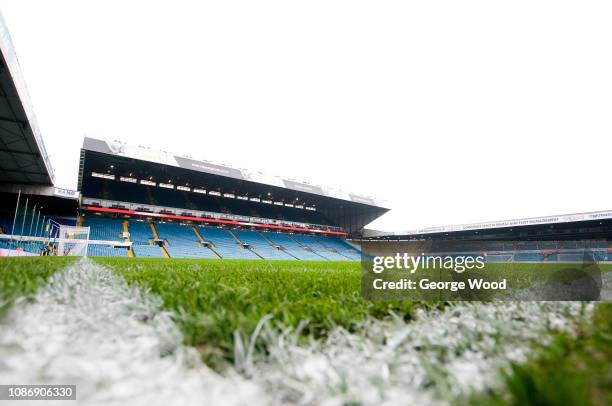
[
  {"xmin": 0, "ymin": 259, "xmax": 265, "ymax": 406},
  {"xmin": 238, "ymin": 301, "xmax": 593, "ymax": 405}
]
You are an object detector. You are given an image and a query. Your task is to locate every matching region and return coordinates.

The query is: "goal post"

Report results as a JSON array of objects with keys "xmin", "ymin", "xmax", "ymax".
[{"xmin": 57, "ymin": 226, "xmax": 90, "ymax": 257}]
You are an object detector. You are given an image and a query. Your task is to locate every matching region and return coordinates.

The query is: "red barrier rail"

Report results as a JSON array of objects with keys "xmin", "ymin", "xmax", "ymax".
[{"xmin": 84, "ymin": 206, "xmax": 347, "ymax": 236}]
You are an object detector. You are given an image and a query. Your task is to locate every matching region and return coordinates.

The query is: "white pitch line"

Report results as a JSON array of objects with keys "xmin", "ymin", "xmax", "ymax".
[
  {"xmin": 0, "ymin": 259, "xmax": 266, "ymax": 406},
  {"xmin": 238, "ymin": 301, "xmax": 593, "ymax": 406}
]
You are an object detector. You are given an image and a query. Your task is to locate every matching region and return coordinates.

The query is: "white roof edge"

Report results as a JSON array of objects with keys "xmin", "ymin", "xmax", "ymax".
[
  {"xmin": 82, "ymin": 136, "xmax": 389, "ymax": 209},
  {"xmin": 387, "ymin": 210, "xmax": 612, "ymax": 236}
]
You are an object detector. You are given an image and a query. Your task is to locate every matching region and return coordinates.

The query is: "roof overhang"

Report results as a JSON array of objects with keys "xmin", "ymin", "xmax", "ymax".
[
  {"xmin": 0, "ymin": 13, "xmax": 54, "ymax": 185},
  {"xmin": 79, "ymin": 137, "xmax": 389, "ymax": 233},
  {"xmin": 364, "ymin": 210, "xmax": 612, "ymax": 240},
  {"xmin": 0, "ymin": 183, "xmax": 79, "ymax": 200},
  {"xmin": 79, "ymin": 137, "xmax": 387, "ymax": 207}
]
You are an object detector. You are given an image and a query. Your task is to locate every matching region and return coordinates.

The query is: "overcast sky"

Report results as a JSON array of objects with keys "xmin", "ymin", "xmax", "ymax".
[{"xmin": 1, "ymin": 1, "xmax": 610, "ymax": 232}]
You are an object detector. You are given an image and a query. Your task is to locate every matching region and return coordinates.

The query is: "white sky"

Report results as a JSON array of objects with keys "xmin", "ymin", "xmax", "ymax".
[{"xmin": 1, "ymin": 1, "xmax": 610, "ymax": 232}]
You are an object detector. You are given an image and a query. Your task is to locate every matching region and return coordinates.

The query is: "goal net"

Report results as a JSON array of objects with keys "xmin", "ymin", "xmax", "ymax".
[{"xmin": 57, "ymin": 226, "xmax": 90, "ymax": 257}]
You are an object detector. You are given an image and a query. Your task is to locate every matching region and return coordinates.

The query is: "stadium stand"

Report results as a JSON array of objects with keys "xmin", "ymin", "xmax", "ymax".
[
  {"xmin": 85, "ymin": 216, "xmax": 124, "ymax": 241},
  {"xmin": 66, "ymin": 138, "xmax": 377, "ymax": 259},
  {"xmin": 290, "ymin": 234, "xmax": 345, "ymax": 260},
  {"xmin": 6, "ymin": 212, "xmax": 612, "ymax": 262},
  {"xmin": 14, "ymin": 215, "xmax": 607, "ymax": 263},
  {"xmin": 127, "ymin": 220, "xmax": 156, "ymax": 243},
  {"xmin": 547, "ymin": 254, "xmax": 559, "ymax": 262},
  {"xmin": 557, "ymin": 253, "xmax": 590, "ymax": 262},
  {"xmin": 88, "ymin": 244, "xmax": 128, "ymax": 257},
  {"xmin": 485, "ymin": 254, "xmax": 512, "ymax": 263},
  {"xmin": 154, "ymin": 222, "xmax": 217, "ymax": 259},
  {"xmin": 197, "ymin": 226, "xmax": 259, "ymax": 259},
  {"xmin": 314, "ymin": 236, "xmax": 362, "ymax": 260},
  {"xmin": 595, "ymin": 251, "xmax": 612, "ymax": 262},
  {"xmin": 123, "ymin": 220, "xmax": 165, "ymax": 258},
  {"xmin": 233, "ymin": 229, "xmax": 293, "ymax": 260},
  {"xmin": 72, "ymin": 216, "xmax": 364, "ymax": 260},
  {"xmin": 83, "ymin": 216, "xmax": 129, "ymax": 257},
  {"xmin": 260, "ymin": 231, "xmax": 325, "ymax": 260},
  {"xmin": 132, "ymin": 244, "xmax": 165, "ymax": 258},
  {"xmin": 509, "ymin": 253, "xmax": 544, "ymax": 262}
]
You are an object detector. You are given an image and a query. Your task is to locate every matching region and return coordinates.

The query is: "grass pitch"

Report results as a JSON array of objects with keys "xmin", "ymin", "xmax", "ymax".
[
  {"xmin": 95, "ymin": 257, "xmax": 440, "ymax": 368},
  {"xmin": 0, "ymin": 257, "xmax": 76, "ymax": 317},
  {"xmin": 1, "ymin": 256, "xmax": 610, "ymax": 405},
  {"xmin": 469, "ymin": 302, "xmax": 612, "ymax": 406}
]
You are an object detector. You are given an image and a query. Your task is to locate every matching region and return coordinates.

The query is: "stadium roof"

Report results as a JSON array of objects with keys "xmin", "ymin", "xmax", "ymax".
[
  {"xmin": 0, "ymin": 14, "xmax": 54, "ymax": 186},
  {"xmin": 364, "ymin": 209, "xmax": 612, "ymax": 239},
  {"xmin": 79, "ymin": 137, "xmax": 390, "ymax": 233},
  {"xmin": 80, "ymin": 137, "xmax": 386, "ymax": 208}
]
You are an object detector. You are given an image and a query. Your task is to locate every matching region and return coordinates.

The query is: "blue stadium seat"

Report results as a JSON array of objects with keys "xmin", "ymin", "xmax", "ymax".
[
  {"xmin": 557, "ymin": 253, "xmax": 589, "ymax": 262},
  {"xmin": 512, "ymin": 252, "xmax": 544, "ymax": 262},
  {"xmin": 87, "ymin": 244, "xmax": 128, "ymax": 257},
  {"xmin": 233, "ymin": 229, "xmax": 294, "ymax": 260},
  {"xmin": 260, "ymin": 232, "xmax": 325, "ymax": 260},
  {"xmin": 127, "ymin": 220, "xmax": 166, "ymax": 258},
  {"xmin": 485, "ymin": 254, "xmax": 512, "ymax": 263},
  {"xmin": 78, "ymin": 216, "xmax": 363, "ymax": 260},
  {"xmin": 198, "ymin": 226, "xmax": 259, "ymax": 259},
  {"xmin": 155, "ymin": 222, "xmax": 217, "ymax": 259},
  {"xmin": 132, "ymin": 244, "xmax": 165, "ymax": 258},
  {"xmin": 311, "ymin": 235, "xmax": 362, "ymax": 260},
  {"xmin": 85, "ymin": 216, "xmax": 125, "ymax": 241},
  {"xmin": 290, "ymin": 234, "xmax": 347, "ymax": 260},
  {"xmin": 128, "ymin": 220, "xmax": 156, "ymax": 243},
  {"xmin": 84, "ymin": 216, "xmax": 129, "ymax": 257}
]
